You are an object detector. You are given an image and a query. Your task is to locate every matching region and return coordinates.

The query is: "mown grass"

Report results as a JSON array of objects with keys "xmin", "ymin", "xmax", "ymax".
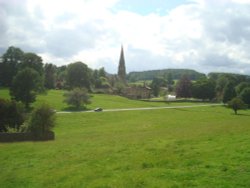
[
  {"xmin": 1, "ymin": 106, "xmax": 250, "ymax": 187},
  {"xmin": 0, "ymin": 88, "xmax": 210, "ymax": 111}
]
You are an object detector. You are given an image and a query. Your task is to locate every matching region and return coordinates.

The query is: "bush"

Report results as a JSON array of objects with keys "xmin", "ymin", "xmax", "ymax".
[
  {"xmin": 0, "ymin": 98, "xmax": 25, "ymax": 132},
  {"xmin": 228, "ymin": 97, "xmax": 247, "ymax": 115},
  {"xmin": 64, "ymin": 88, "xmax": 91, "ymax": 109},
  {"xmin": 28, "ymin": 104, "xmax": 56, "ymax": 137}
]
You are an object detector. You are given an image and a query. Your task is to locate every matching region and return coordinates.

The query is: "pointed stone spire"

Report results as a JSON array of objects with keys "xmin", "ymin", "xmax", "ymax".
[{"xmin": 118, "ymin": 45, "xmax": 126, "ymax": 83}]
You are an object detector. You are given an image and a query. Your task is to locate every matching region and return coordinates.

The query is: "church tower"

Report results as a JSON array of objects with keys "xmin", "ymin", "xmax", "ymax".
[{"xmin": 118, "ymin": 45, "xmax": 126, "ymax": 84}]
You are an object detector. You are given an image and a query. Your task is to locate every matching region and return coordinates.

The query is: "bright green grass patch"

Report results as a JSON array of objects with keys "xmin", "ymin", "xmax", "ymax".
[
  {"xmin": 1, "ymin": 88, "xmax": 211, "ymax": 111},
  {"xmin": 0, "ymin": 87, "xmax": 11, "ymax": 100},
  {"xmin": 1, "ymin": 106, "xmax": 250, "ymax": 187}
]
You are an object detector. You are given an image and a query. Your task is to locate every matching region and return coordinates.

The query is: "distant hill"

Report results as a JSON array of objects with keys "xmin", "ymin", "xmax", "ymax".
[
  {"xmin": 127, "ymin": 69, "xmax": 206, "ymax": 82},
  {"xmin": 208, "ymin": 72, "xmax": 250, "ymax": 81}
]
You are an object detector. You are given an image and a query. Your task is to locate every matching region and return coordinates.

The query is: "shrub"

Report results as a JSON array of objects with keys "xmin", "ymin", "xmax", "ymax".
[
  {"xmin": 0, "ymin": 98, "xmax": 25, "ymax": 132},
  {"xmin": 64, "ymin": 88, "xmax": 91, "ymax": 109},
  {"xmin": 228, "ymin": 97, "xmax": 246, "ymax": 115},
  {"xmin": 28, "ymin": 104, "xmax": 56, "ymax": 137}
]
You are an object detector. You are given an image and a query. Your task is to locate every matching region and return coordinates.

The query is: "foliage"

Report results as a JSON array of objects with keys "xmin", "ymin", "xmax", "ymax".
[
  {"xmin": 175, "ymin": 75, "xmax": 192, "ymax": 98},
  {"xmin": 28, "ymin": 103, "xmax": 56, "ymax": 136},
  {"xmin": 128, "ymin": 69, "xmax": 206, "ymax": 82},
  {"xmin": 165, "ymin": 72, "xmax": 174, "ymax": 92},
  {"xmin": 235, "ymin": 81, "xmax": 250, "ymax": 94},
  {"xmin": 150, "ymin": 77, "xmax": 166, "ymax": 97},
  {"xmin": 192, "ymin": 78, "xmax": 216, "ymax": 100},
  {"xmin": 222, "ymin": 81, "xmax": 236, "ymax": 103},
  {"xmin": 0, "ymin": 98, "xmax": 25, "ymax": 132},
  {"xmin": 228, "ymin": 97, "xmax": 246, "ymax": 114},
  {"xmin": 0, "ymin": 46, "xmax": 24, "ymax": 87},
  {"xmin": 66, "ymin": 62, "xmax": 91, "ymax": 89},
  {"xmin": 19, "ymin": 53, "xmax": 44, "ymax": 76},
  {"xmin": 44, "ymin": 63, "xmax": 56, "ymax": 89},
  {"xmin": 64, "ymin": 88, "xmax": 91, "ymax": 109},
  {"xmin": 10, "ymin": 68, "xmax": 44, "ymax": 108},
  {"xmin": 240, "ymin": 87, "xmax": 250, "ymax": 107},
  {"xmin": 92, "ymin": 67, "xmax": 109, "ymax": 89}
]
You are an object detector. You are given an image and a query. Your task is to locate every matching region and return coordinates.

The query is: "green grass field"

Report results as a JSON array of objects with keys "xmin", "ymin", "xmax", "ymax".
[{"xmin": 1, "ymin": 88, "xmax": 250, "ymax": 187}]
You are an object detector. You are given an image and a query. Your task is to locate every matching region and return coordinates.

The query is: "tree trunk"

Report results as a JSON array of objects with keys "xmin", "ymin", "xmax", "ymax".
[{"xmin": 234, "ymin": 109, "xmax": 237, "ymax": 115}]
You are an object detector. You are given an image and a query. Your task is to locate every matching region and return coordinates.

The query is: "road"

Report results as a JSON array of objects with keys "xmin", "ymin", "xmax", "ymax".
[{"xmin": 56, "ymin": 104, "xmax": 223, "ymax": 114}]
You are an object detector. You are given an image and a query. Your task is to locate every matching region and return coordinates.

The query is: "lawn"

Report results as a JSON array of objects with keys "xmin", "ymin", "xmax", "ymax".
[
  {"xmin": 0, "ymin": 88, "xmax": 210, "ymax": 111},
  {"xmin": 1, "ymin": 105, "xmax": 250, "ymax": 187}
]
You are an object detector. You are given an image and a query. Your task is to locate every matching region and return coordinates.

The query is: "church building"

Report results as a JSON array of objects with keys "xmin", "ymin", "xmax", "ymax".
[{"xmin": 117, "ymin": 46, "xmax": 151, "ymax": 99}]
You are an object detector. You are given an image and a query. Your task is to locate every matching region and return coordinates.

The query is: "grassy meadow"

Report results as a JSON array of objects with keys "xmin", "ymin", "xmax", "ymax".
[{"xmin": 1, "ymin": 88, "xmax": 250, "ymax": 187}]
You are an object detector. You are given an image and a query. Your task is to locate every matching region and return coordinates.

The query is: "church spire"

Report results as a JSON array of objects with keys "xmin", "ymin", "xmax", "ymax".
[{"xmin": 118, "ymin": 45, "xmax": 126, "ymax": 83}]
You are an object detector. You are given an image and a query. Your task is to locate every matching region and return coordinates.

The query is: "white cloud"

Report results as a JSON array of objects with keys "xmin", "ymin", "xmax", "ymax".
[{"xmin": 1, "ymin": 0, "xmax": 250, "ymax": 75}]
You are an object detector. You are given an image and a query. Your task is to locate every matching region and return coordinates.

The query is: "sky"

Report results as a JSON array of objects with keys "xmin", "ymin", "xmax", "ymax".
[{"xmin": 1, "ymin": 0, "xmax": 250, "ymax": 75}]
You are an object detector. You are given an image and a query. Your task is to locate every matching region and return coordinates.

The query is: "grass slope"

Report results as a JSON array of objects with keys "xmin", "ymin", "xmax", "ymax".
[
  {"xmin": 1, "ymin": 106, "xmax": 250, "ymax": 187},
  {"xmin": 1, "ymin": 88, "xmax": 208, "ymax": 111}
]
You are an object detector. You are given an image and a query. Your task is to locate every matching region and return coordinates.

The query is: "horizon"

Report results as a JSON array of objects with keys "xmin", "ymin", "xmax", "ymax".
[{"xmin": 1, "ymin": 0, "xmax": 250, "ymax": 75}]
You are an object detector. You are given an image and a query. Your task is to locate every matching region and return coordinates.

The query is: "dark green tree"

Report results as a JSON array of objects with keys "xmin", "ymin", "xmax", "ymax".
[
  {"xmin": 176, "ymin": 75, "xmax": 192, "ymax": 98},
  {"xmin": 192, "ymin": 78, "xmax": 216, "ymax": 100},
  {"xmin": 228, "ymin": 97, "xmax": 246, "ymax": 115},
  {"xmin": 19, "ymin": 53, "xmax": 44, "ymax": 76},
  {"xmin": 236, "ymin": 82, "xmax": 250, "ymax": 95},
  {"xmin": 0, "ymin": 98, "xmax": 25, "ymax": 132},
  {"xmin": 99, "ymin": 67, "xmax": 106, "ymax": 78},
  {"xmin": 10, "ymin": 68, "xmax": 44, "ymax": 109},
  {"xmin": 64, "ymin": 88, "xmax": 91, "ymax": 109},
  {"xmin": 165, "ymin": 72, "xmax": 174, "ymax": 92},
  {"xmin": 151, "ymin": 77, "xmax": 166, "ymax": 97},
  {"xmin": 44, "ymin": 63, "xmax": 57, "ymax": 89},
  {"xmin": 0, "ymin": 46, "xmax": 24, "ymax": 86},
  {"xmin": 28, "ymin": 103, "xmax": 56, "ymax": 137},
  {"xmin": 240, "ymin": 87, "xmax": 250, "ymax": 107},
  {"xmin": 222, "ymin": 81, "xmax": 236, "ymax": 103},
  {"xmin": 66, "ymin": 62, "xmax": 91, "ymax": 89}
]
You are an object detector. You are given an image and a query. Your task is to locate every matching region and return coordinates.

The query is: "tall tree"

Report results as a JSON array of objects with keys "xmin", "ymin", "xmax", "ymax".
[
  {"xmin": 0, "ymin": 46, "xmax": 24, "ymax": 86},
  {"xmin": 151, "ymin": 77, "xmax": 166, "ymax": 97},
  {"xmin": 10, "ymin": 68, "xmax": 44, "ymax": 109},
  {"xmin": 66, "ymin": 62, "xmax": 91, "ymax": 89},
  {"xmin": 192, "ymin": 78, "xmax": 216, "ymax": 100},
  {"xmin": 222, "ymin": 81, "xmax": 236, "ymax": 103},
  {"xmin": 240, "ymin": 87, "xmax": 250, "ymax": 107},
  {"xmin": 176, "ymin": 75, "xmax": 192, "ymax": 98},
  {"xmin": 44, "ymin": 63, "xmax": 56, "ymax": 89},
  {"xmin": 19, "ymin": 53, "xmax": 44, "ymax": 76}
]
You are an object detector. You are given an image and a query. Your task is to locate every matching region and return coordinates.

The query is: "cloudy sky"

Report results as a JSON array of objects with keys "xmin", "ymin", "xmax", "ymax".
[{"xmin": 1, "ymin": 0, "xmax": 250, "ymax": 74}]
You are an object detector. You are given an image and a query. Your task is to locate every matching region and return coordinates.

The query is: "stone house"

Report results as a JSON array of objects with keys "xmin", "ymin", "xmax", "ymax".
[{"xmin": 122, "ymin": 85, "xmax": 151, "ymax": 99}]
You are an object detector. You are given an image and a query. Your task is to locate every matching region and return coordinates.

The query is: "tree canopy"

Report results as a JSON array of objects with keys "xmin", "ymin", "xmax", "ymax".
[
  {"xmin": 0, "ymin": 46, "xmax": 24, "ymax": 86},
  {"xmin": 10, "ymin": 68, "xmax": 44, "ymax": 108},
  {"xmin": 192, "ymin": 78, "xmax": 216, "ymax": 100},
  {"xmin": 66, "ymin": 62, "xmax": 91, "ymax": 89},
  {"xmin": 64, "ymin": 88, "xmax": 91, "ymax": 109},
  {"xmin": 176, "ymin": 75, "xmax": 192, "ymax": 98}
]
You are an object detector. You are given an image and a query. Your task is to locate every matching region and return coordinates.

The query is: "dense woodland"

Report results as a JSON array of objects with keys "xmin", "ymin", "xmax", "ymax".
[{"xmin": 127, "ymin": 69, "xmax": 206, "ymax": 82}]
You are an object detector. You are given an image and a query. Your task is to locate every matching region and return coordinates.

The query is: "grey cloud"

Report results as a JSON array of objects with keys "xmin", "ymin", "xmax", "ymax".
[
  {"xmin": 45, "ymin": 22, "xmax": 107, "ymax": 58},
  {"xmin": 203, "ymin": 4, "xmax": 250, "ymax": 44}
]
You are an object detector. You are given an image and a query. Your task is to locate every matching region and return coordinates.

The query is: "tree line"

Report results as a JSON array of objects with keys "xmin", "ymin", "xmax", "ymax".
[
  {"xmin": 151, "ymin": 72, "xmax": 250, "ymax": 113},
  {"xmin": 0, "ymin": 46, "xmax": 111, "ymax": 108},
  {"xmin": 127, "ymin": 69, "xmax": 206, "ymax": 82}
]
